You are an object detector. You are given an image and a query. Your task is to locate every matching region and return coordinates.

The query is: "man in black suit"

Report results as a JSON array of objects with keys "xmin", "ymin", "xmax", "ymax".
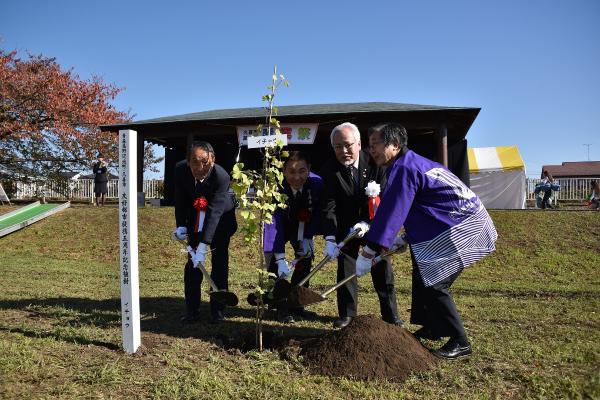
[
  {"xmin": 173, "ymin": 141, "xmax": 237, "ymax": 324},
  {"xmin": 320, "ymin": 122, "xmax": 401, "ymax": 329}
]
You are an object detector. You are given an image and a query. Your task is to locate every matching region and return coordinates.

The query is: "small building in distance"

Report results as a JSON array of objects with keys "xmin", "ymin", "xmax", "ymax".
[{"xmin": 541, "ymin": 161, "xmax": 600, "ymax": 179}]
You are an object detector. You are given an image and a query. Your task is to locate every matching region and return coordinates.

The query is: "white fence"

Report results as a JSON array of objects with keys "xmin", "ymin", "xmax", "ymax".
[
  {"xmin": 8, "ymin": 177, "xmax": 597, "ymax": 202},
  {"xmin": 526, "ymin": 178, "xmax": 597, "ymax": 201},
  {"xmin": 13, "ymin": 179, "xmax": 163, "ymax": 201}
]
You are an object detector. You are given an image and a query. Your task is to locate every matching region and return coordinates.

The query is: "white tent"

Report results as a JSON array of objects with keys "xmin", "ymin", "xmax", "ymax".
[{"xmin": 468, "ymin": 146, "xmax": 526, "ymax": 209}]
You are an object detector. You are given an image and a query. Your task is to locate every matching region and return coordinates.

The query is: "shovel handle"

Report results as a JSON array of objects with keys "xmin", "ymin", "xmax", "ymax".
[
  {"xmin": 177, "ymin": 238, "xmax": 221, "ymax": 293},
  {"xmin": 295, "ymin": 254, "xmax": 331, "ymax": 287},
  {"xmin": 371, "ymin": 241, "xmax": 408, "ymax": 264},
  {"xmin": 295, "ymin": 228, "xmax": 361, "ymax": 287},
  {"xmin": 318, "ymin": 242, "xmax": 407, "ymax": 300},
  {"xmin": 321, "ymin": 273, "xmax": 357, "ymax": 298},
  {"xmin": 194, "ymin": 257, "xmax": 220, "ymax": 293}
]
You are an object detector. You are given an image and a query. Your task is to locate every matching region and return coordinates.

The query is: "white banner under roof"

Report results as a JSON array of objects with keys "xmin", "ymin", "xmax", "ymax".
[{"xmin": 237, "ymin": 123, "xmax": 318, "ymax": 146}]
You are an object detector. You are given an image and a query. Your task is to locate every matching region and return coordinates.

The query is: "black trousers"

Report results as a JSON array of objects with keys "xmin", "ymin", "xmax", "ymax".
[
  {"xmin": 410, "ymin": 250, "xmax": 466, "ymax": 338},
  {"xmin": 336, "ymin": 242, "xmax": 398, "ymax": 322},
  {"xmin": 265, "ymin": 250, "xmax": 312, "ymax": 313},
  {"xmin": 184, "ymin": 233, "xmax": 232, "ymax": 319},
  {"xmin": 541, "ymin": 189, "xmax": 553, "ymax": 209}
]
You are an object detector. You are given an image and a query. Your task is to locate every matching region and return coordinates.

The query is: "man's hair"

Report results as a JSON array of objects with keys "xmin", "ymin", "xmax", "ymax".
[
  {"xmin": 330, "ymin": 122, "xmax": 361, "ymax": 147},
  {"xmin": 284, "ymin": 150, "xmax": 310, "ymax": 168},
  {"xmin": 187, "ymin": 141, "xmax": 215, "ymax": 160},
  {"xmin": 368, "ymin": 122, "xmax": 408, "ymax": 148}
]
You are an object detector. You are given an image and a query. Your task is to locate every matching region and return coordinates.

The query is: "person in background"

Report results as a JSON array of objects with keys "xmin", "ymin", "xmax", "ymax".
[
  {"xmin": 540, "ymin": 170, "xmax": 555, "ymax": 209},
  {"xmin": 173, "ymin": 141, "xmax": 237, "ymax": 324},
  {"xmin": 263, "ymin": 151, "xmax": 322, "ymax": 323},
  {"xmin": 588, "ymin": 180, "xmax": 600, "ymax": 210},
  {"xmin": 356, "ymin": 122, "xmax": 498, "ymax": 360},
  {"xmin": 320, "ymin": 122, "xmax": 401, "ymax": 329},
  {"xmin": 92, "ymin": 153, "xmax": 108, "ymax": 206}
]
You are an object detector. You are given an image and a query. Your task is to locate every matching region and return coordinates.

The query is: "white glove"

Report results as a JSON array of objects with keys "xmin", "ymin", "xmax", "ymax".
[
  {"xmin": 192, "ymin": 242, "xmax": 208, "ymax": 268},
  {"xmin": 351, "ymin": 221, "xmax": 370, "ymax": 238},
  {"xmin": 275, "ymin": 254, "xmax": 292, "ymax": 279},
  {"xmin": 392, "ymin": 234, "xmax": 408, "ymax": 253},
  {"xmin": 172, "ymin": 226, "xmax": 188, "ymax": 241},
  {"xmin": 356, "ymin": 246, "xmax": 376, "ymax": 277},
  {"xmin": 296, "ymin": 238, "xmax": 314, "ymax": 258},
  {"xmin": 324, "ymin": 236, "xmax": 340, "ymax": 259}
]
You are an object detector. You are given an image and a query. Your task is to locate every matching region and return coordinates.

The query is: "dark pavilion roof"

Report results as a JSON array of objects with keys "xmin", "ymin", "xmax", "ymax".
[{"xmin": 101, "ymin": 102, "xmax": 479, "ymax": 131}]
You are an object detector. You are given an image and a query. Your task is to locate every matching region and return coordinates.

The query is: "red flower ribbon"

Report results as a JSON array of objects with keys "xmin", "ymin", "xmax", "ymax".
[
  {"xmin": 297, "ymin": 209, "xmax": 311, "ymax": 223},
  {"xmin": 193, "ymin": 197, "xmax": 208, "ymax": 211},
  {"xmin": 193, "ymin": 197, "xmax": 208, "ymax": 232},
  {"xmin": 368, "ymin": 196, "xmax": 380, "ymax": 221}
]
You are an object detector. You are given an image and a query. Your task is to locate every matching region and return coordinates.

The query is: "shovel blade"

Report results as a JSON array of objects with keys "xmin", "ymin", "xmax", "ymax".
[
  {"xmin": 287, "ymin": 286, "xmax": 326, "ymax": 308},
  {"xmin": 210, "ymin": 291, "xmax": 239, "ymax": 307}
]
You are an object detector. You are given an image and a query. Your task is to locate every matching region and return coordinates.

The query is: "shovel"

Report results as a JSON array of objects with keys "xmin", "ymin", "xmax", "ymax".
[
  {"xmin": 175, "ymin": 238, "xmax": 239, "ymax": 307},
  {"xmin": 287, "ymin": 243, "xmax": 407, "ymax": 308},
  {"xmin": 283, "ymin": 228, "xmax": 364, "ymax": 303},
  {"xmin": 246, "ymin": 253, "xmax": 311, "ymax": 306}
]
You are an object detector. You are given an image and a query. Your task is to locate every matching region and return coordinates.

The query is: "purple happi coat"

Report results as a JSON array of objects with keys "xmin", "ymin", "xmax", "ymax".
[{"xmin": 366, "ymin": 150, "xmax": 498, "ymax": 286}]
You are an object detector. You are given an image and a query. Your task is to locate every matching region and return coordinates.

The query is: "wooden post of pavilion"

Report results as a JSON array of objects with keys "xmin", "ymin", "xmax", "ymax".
[{"xmin": 437, "ymin": 123, "xmax": 448, "ymax": 167}]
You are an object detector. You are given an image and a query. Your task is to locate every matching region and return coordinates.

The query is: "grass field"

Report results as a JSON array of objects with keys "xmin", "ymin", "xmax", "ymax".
[{"xmin": 0, "ymin": 205, "xmax": 599, "ymax": 399}]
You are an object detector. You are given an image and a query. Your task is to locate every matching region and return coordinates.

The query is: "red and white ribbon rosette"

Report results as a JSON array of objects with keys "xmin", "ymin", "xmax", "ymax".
[
  {"xmin": 193, "ymin": 196, "xmax": 208, "ymax": 233},
  {"xmin": 365, "ymin": 181, "xmax": 381, "ymax": 221},
  {"xmin": 297, "ymin": 209, "xmax": 311, "ymax": 241}
]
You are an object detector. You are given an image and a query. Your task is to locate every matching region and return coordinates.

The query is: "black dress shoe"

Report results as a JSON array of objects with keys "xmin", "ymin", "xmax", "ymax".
[
  {"xmin": 431, "ymin": 337, "xmax": 472, "ymax": 360},
  {"xmin": 413, "ymin": 326, "xmax": 443, "ymax": 341},
  {"xmin": 333, "ymin": 316, "xmax": 353, "ymax": 329},
  {"xmin": 279, "ymin": 314, "xmax": 295, "ymax": 324},
  {"xmin": 180, "ymin": 313, "xmax": 200, "ymax": 324}
]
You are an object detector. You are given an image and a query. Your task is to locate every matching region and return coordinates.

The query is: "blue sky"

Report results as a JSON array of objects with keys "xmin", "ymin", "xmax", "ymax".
[{"xmin": 2, "ymin": 0, "xmax": 599, "ymax": 178}]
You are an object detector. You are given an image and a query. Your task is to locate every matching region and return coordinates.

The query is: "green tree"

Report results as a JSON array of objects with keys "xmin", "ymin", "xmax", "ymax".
[{"xmin": 231, "ymin": 66, "xmax": 289, "ymax": 351}]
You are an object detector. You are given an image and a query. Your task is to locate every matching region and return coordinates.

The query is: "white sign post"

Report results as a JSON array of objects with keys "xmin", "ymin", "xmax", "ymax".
[{"xmin": 118, "ymin": 129, "xmax": 141, "ymax": 354}]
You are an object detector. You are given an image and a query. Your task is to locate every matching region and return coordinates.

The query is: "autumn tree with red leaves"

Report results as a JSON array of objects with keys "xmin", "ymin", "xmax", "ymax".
[{"xmin": 0, "ymin": 48, "xmax": 131, "ymax": 184}]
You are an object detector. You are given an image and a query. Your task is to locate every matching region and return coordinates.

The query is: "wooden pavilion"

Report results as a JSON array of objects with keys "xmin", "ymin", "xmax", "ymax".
[{"xmin": 101, "ymin": 102, "xmax": 480, "ymax": 205}]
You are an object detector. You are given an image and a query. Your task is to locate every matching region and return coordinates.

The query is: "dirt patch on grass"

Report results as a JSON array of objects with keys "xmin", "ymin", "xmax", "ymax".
[{"xmin": 298, "ymin": 315, "xmax": 437, "ymax": 382}]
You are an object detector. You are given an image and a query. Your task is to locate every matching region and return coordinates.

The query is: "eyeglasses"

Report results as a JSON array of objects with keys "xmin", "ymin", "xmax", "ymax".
[{"xmin": 333, "ymin": 142, "xmax": 355, "ymax": 151}]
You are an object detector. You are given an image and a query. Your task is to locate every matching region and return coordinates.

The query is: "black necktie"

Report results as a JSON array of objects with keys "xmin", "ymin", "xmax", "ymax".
[{"xmin": 348, "ymin": 166, "xmax": 357, "ymax": 185}]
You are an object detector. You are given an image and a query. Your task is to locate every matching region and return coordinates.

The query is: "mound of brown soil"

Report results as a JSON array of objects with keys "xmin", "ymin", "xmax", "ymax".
[
  {"xmin": 300, "ymin": 315, "xmax": 437, "ymax": 382},
  {"xmin": 288, "ymin": 286, "xmax": 324, "ymax": 307}
]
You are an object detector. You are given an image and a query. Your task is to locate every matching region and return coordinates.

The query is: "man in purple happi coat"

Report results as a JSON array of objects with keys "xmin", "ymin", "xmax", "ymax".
[{"xmin": 356, "ymin": 122, "xmax": 498, "ymax": 360}]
